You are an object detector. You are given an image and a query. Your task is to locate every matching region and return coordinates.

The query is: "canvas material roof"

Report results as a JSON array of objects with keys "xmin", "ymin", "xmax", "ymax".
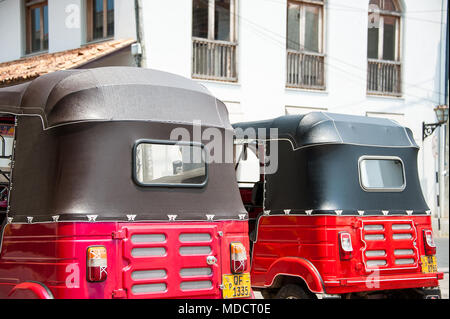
[
  {"xmin": 0, "ymin": 67, "xmax": 232, "ymax": 130},
  {"xmin": 233, "ymin": 112, "xmax": 418, "ymax": 149}
]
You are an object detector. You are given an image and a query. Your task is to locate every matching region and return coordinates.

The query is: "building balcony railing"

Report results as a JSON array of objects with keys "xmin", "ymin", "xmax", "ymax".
[
  {"xmin": 192, "ymin": 37, "xmax": 237, "ymax": 82},
  {"xmin": 367, "ymin": 59, "xmax": 402, "ymax": 96},
  {"xmin": 286, "ymin": 50, "xmax": 325, "ymax": 90}
]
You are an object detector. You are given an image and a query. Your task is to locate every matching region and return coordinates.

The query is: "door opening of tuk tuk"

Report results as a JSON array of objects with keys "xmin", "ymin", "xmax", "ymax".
[
  {"xmin": 0, "ymin": 115, "xmax": 15, "ymax": 223},
  {"xmin": 234, "ymin": 140, "xmax": 264, "ymax": 243}
]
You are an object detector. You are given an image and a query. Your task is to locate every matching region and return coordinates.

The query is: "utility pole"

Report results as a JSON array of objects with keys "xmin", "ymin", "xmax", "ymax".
[{"xmin": 133, "ymin": 0, "xmax": 146, "ymax": 68}]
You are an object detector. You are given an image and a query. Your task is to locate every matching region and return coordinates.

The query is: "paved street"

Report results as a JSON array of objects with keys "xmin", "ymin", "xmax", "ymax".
[
  {"xmin": 436, "ymin": 238, "xmax": 449, "ymax": 271},
  {"xmin": 436, "ymin": 238, "xmax": 449, "ymax": 299}
]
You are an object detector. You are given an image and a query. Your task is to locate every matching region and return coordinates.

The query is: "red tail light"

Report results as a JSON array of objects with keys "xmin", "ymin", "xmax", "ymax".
[
  {"xmin": 87, "ymin": 246, "xmax": 107, "ymax": 282},
  {"xmin": 339, "ymin": 232, "xmax": 353, "ymax": 260},
  {"xmin": 423, "ymin": 230, "xmax": 436, "ymax": 256},
  {"xmin": 230, "ymin": 242, "xmax": 247, "ymax": 274}
]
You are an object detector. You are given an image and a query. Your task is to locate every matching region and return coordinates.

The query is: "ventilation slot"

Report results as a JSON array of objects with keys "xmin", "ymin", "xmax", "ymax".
[
  {"xmin": 364, "ymin": 225, "xmax": 384, "ymax": 231},
  {"xmin": 364, "ymin": 234, "xmax": 385, "ymax": 241},
  {"xmin": 394, "ymin": 249, "xmax": 414, "ymax": 256},
  {"xmin": 395, "ymin": 258, "xmax": 415, "ymax": 265},
  {"xmin": 393, "ymin": 233, "xmax": 412, "ymax": 240},
  {"xmin": 367, "ymin": 260, "xmax": 387, "ymax": 267},
  {"xmin": 131, "ymin": 247, "xmax": 166, "ymax": 257},
  {"xmin": 180, "ymin": 280, "xmax": 212, "ymax": 291},
  {"xmin": 131, "ymin": 234, "xmax": 166, "ymax": 243},
  {"xmin": 179, "ymin": 233, "xmax": 212, "ymax": 242},
  {"xmin": 179, "ymin": 246, "xmax": 211, "ymax": 256},
  {"xmin": 180, "ymin": 268, "xmax": 212, "ymax": 278},
  {"xmin": 132, "ymin": 283, "xmax": 167, "ymax": 294},
  {"xmin": 365, "ymin": 250, "xmax": 386, "ymax": 257},
  {"xmin": 392, "ymin": 224, "xmax": 411, "ymax": 230},
  {"xmin": 131, "ymin": 270, "xmax": 167, "ymax": 280}
]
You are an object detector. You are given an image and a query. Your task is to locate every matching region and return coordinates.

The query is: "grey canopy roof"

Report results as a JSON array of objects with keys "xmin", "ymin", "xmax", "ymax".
[
  {"xmin": 233, "ymin": 112, "xmax": 418, "ymax": 149},
  {"xmin": 0, "ymin": 67, "xmax": 232, "ymax": 130}
]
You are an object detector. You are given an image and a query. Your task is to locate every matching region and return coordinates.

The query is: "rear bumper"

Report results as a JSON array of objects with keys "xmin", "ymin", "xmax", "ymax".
[{"xmin": 323, "ymin": 272, "xmax": 443, "ymax": 294}]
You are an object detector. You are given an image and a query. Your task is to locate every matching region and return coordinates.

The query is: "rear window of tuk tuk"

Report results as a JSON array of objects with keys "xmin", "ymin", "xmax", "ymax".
[
  {"xmin": 132, "ymin": 139, "xmax": 208, "ymax": 188},
  {"xmin": 358, "ymin": 156, "xmax": 406, "ymax": 192}
]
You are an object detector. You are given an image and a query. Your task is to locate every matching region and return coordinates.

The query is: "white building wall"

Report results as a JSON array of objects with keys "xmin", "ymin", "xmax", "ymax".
[
  {"xmin": 0, "ymin": 0, "xmax": 136, "ymax": 63},
  {"xmin": 48, "ymin": 0, "xmax": 82, "ymax": 53},
  {"xmin": 0, "ymin": 0, "xmax": 23, "ymax": 63},
  {"xmin": 114, "ymin": 0, "xmax": 136, "ymax": 41},
  {"xmin": 141, "ymin": 0, "xmax": 446, "ymax": 217},
  {"xmin": 0, "ymin": 0, "xmax": 446, "ymax": 221},
  {"xmin": 141, "ymin": 0, "xmax": 192, "ymax": 77}
]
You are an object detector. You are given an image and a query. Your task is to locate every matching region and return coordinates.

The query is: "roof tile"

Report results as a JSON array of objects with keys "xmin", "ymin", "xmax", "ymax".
[{"xmin": 0, "ymin": 38, "xmax": 136, "ymax": 86}]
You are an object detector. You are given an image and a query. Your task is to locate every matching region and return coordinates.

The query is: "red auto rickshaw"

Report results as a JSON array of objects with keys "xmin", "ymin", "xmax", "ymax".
[
  {"xmin": 234, "ymin": 112, "xmax": 444, "ymax": 299},
  {"xmin": 0, "ymin": 67, "xmax": 251, "ymax": 299}
]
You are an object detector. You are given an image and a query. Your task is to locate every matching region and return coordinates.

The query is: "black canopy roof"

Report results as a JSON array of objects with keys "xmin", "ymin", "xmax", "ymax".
[
  {"xmin": 2, "ymin": 67, "xmax": 246, "ymax": 223},
  {"xmin": 0, "ymin": 67, "xmax": 232, "ymax": 130},
  {"xmin": 233, "ymin": 112, "xmax": 418, "ymax": 149},
  {"xmin": 234, "ymin": 113, "xmax": 427, "ymax": 215}
]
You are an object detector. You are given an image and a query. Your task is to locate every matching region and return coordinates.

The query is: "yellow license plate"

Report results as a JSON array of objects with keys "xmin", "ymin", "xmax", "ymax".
[
  {"xmin": 222, "ymin": 273, "xmax": 251, "ymax": 299},
  {"xmin": 421, "ymin": 255, "xmax": 438, "ymax": 273}
]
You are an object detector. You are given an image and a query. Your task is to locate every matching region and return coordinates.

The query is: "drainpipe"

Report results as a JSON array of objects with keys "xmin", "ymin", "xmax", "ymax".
[{"xmin": 133, "ymin": 0, "xmax": 146, "ymax": 68}]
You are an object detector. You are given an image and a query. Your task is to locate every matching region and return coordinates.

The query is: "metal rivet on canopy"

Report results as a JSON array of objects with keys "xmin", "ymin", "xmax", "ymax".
[{"xmin": 87, "ymin": 215, "xmax": 98, "ymax": 222}]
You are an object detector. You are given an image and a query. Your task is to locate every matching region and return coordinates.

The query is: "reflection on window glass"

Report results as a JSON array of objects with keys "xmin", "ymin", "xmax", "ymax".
[
  {"xmin": 43, "ymin": 5, "xmax": 48, "ymax": 50},
  {"xmin": 304, "ymin": 5, "xmax": 319, "ymax": 52},
  {"xmin": 287, "ymin": 3, "xmax": 300, "ymax": 51},
  {"xmin": 214, "ymin": 0, "xmax": 230, "ymax": 41},
  {"xmin": 31, "ymin": 7, "xmax": 41, "ymax": 52},
  {"xmin": 193, "ymin": 0, "xmax": 209, "ymax": 38},
  {"xmin": 286, "ymin": 2, "xmax": 321, "ymax": 53},
  {"xmin": 135, "ymin": 143, "xmax": 207, "ymax": 186},
  {"xmin": 93, "ymin": 0, "xmax": 104, "ymax": 39},
  {"xmin": 383, "ymin": 16, "xmax": 396, "ymax": 61},
  {"xmin": 367, "ymin": 28, "xmax": 379, "ymax": 59},
  {"xmin": 107, "ymin": 0, "xmax": 114, "ymax": 37},
  {"xmin": 27, "ymin": 4, "xmax": 48, "ymax": 52},
  {"xmin": 360, "ymin": 158, "xmax": 405, "ymax": 190}
]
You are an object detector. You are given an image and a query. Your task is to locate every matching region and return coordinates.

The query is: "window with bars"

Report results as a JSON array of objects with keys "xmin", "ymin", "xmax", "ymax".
[
  {"xmin": 86, "ymin": 0, "xmax": 114, "ymax": 42},
  {"xmin": 25, "ymin": 0, "xmax": 48, "ymax": 54},
  {"xmin": 192, "ymin": 0, "xmax": 237, "ymax": 82},
  {"xmin": 286, "ymin": 0, "xmax": 325, "ymax": 90},
  {"xmin": 367, "ymin": 0, "xmax": 402, "ymax": 96}
]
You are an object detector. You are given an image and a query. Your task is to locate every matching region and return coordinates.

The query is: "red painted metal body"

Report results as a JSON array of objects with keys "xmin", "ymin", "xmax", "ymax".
[
  {"xmin": 0, "ymin": 220, "xmax": 250, "ymax": 299},
  {"xmin": 250, "ymin": 214, "xmax": 442, "ymax": 295}
]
